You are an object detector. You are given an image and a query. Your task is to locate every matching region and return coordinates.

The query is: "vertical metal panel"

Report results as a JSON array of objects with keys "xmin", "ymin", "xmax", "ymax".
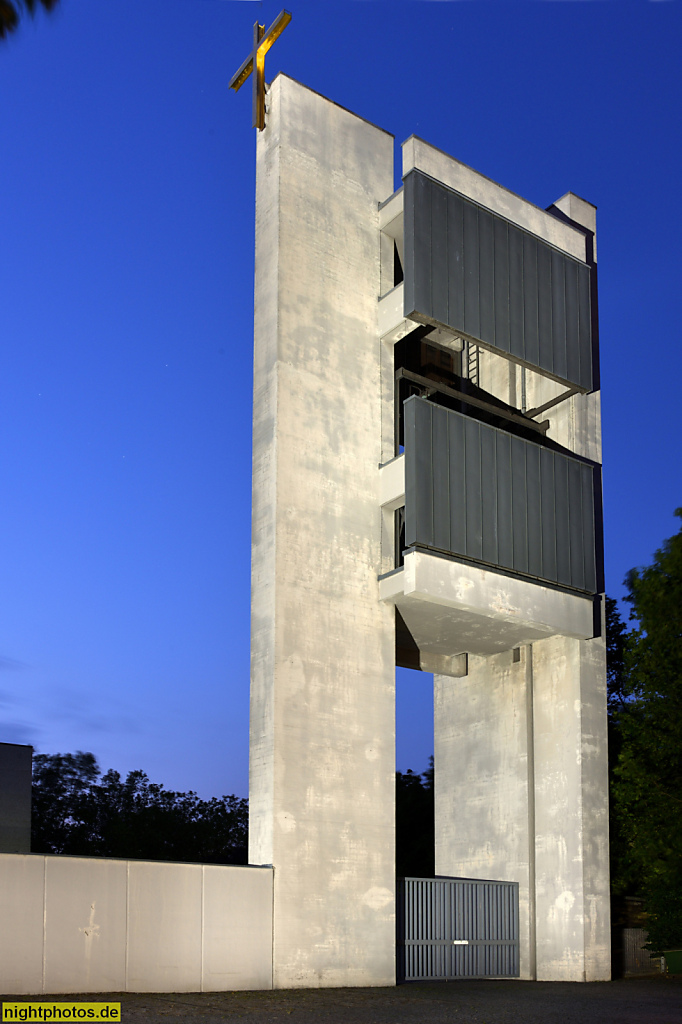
[
  {"xmin": 478, "ymin": 208, "xmax": 495, "ymax": 345},
  {"xmin": 496, "ymin": 431, "xmax": 513, "ymax": 570},
  {"xmin": 431, "ymin": 183, "xmax": 449, "ymax": 326},
  {"xmin": 522, "ymin": 232, "xmax": 540, "ymax": 369},
  {"xmin": 539, "ymin": 448, "xmax": 557, "ymax": 584},
  {"xmin": 493, "ymin": 218, "xmax": 510, "ymax": 353},
  {"xmin": 525, "ymin": 443, "xmax": 543, "ymax": 580},
  {"xmin": 410, "ymin": 171, "xmax": 432, "ymax": 325},
  {"xmin": 554, "ymin": 456, "xmax": 571, "ymax": 587},
  {"xmin": 402, "ymin": 170, "xmax": 594, "ymax": 392},
  {"xmin": 403, "ymin": 392, "xmax": 418, "ymax": 549},
  {"xmin": 508, "ymin": 226, "xmax": 524, "ymax": 360},
  {"xmin": 432, "ymin": 405, "xmax": 451, "ymax": 553},
  {"xmin": 463, "ymin": 200, "xmax": 480, "ymax": 340},
  {"xmin": 398, "ymin": 877, "xmax": 520, "ymax": 980},
  {"xmin": 578, "ymin": 263, "xmax": 592, "ymax": 392},
  {"xmin": 403, "ymin": 396, "xmax": 599, "ymax": 594},
  {"xmin": 480, "ymin": 425, "xmax": 498, "ymax": 565},
  {"xmin": 402, "ymin": 172, "xmax": 417, "ymax": 322},
  {"xmin": 448, "ymin": 411, "xmax": 467, "ymax": 555},
  {"xmin": 564, "ymin": 258, "xmax": 581, "ymax": 386},
  {"xmin": 552, "ymin": 250, "xmax": 567, "ymax": 380},
  {"xmin": 568, "ymin": 459, "xmax": 585, "ymax": 592},
  {"xmin": 447, "ymin": 191, "xmax": 465, "ymax": 330},
  {"xmin": 510, "ymin": 435, "xmax": 528, "ymax": 574},
  {"xmin": 536, "ymin": 240, "xmax": 553, "ymax": 374},
  {"xmin": 581, "ymin": 464, "xmax": 598, "ymax": 594},
  {"xmin": 413, "ymin": 397, "xmax": 434, "ymax": 548},
  {"xmin": 464, "ymin": 417, "xmax": 483, "ymax": 562}
]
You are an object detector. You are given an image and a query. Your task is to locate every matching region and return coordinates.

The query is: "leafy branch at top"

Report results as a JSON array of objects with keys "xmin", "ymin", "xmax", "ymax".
[{"xmin": 0, "ymin": 0, "xmax": 59, "ymax": 42}]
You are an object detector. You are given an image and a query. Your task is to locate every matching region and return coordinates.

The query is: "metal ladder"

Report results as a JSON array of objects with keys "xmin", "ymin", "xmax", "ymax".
[{"xmin": 467, "ymin": 341, "xmax": 479, "ymax": 386}]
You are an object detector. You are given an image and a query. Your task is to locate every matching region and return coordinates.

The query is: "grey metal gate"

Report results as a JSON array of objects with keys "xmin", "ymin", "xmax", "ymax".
[{"xmin": 397, "ymin": 877, "xmax": 520, "ymax": 980}]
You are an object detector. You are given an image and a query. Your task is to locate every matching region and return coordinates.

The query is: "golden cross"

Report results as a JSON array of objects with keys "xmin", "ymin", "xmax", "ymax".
[{"xmin": 229, "ymin": 9, "xmax": 292, "ymax": 131}]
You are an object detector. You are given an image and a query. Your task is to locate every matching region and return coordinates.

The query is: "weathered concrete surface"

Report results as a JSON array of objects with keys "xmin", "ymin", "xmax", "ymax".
[
  {"xmin": 381, "ymin": 551, "xmax": 595, "ymax": 658},
  {"xmin": 434, "ymin": 648, "xmax": 537, "ymax": 979},
  {"xmin": 532, "ymin": 633, "xmax": 610, "ymax": 981},
  {"xmin": 435, "ymin": 634, "xmax": 609, "ymax": 982},
  {"xmin": 0, "ymin": 855, "xmax": 273, "ymax": 994},
  {"xmin": 0, "ymin": 742, "xmax": 32, "ymax": 854},
  {"xmin": 250, "ymin": 75, "xmax": 396, "ymax": 988}
]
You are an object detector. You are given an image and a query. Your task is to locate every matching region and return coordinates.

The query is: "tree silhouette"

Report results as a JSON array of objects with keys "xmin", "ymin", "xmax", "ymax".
[
  {"xmin": 0, "ymin": 0, "xmax": 59, "ymax": 41},
  {"xmin": 611, "ymin": 509, "xmax": 682, "ymax": 950},
  {"xmin": 396, "ymin": 758, "xmax": 434, "ymax": 878},
  {"xmin": 32, "ymin": 751, "xmax": 248, "ymax": 865}
]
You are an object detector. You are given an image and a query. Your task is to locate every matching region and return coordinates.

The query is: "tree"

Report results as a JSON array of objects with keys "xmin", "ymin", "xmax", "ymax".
[
  {"xmin": 31, "ymin": 751, "xmax": 100, "ymax": 855},
  {"xmin": 610, "ymin": 509, "xmax": 682, "ymax": 950},
  {"xmin": 396, "ymin": 758, "xmax": 434, "ymax": 878},
  {"xmin": 32, "ymin": 752, "xmax": 248, "ymax": 865},
  {"xmin": 0, "ymin": 0, "xmax": 59, "ymax": 41},
  {"xmin": 606, "ymin": 594, "xmax": 628, "ymax": 715}
]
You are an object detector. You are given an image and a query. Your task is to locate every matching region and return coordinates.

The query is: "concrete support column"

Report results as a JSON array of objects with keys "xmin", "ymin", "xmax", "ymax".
[
  {"xmin": 249, "ymin": 75, "xmax": 396, "ymax": 988},
  {"xmin": 434, "ymin": 650, "xmax": 536, "ymax": 980},
  {"xmin": 434, "ymin": 632, "xmax": 610, "ymax": 981},
  {"xmin": 532, "ymin": 633, "xmax": 610, "ymax": 981}
]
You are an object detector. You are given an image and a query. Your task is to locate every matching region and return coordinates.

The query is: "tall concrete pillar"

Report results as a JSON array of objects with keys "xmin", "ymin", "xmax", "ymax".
[
  {"xmin": 435, "ymin": 632, "xmax": 609, "ymax": 981},
  {"xmin": 531, "ymin": 633, "xmax": 609, "ymax": 980},
  {"xmin": 434, "ymin": 650, "xmax": 537, "ymax": 977},
  {"xmin": 249, "ymin": 75, "xmax": 396, "ymax": 988}
]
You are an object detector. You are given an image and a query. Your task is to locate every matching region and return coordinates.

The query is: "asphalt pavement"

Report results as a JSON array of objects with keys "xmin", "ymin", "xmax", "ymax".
[{"xmin": 3, "ymin": 977, "xmax": 682, "ymax": 1024}]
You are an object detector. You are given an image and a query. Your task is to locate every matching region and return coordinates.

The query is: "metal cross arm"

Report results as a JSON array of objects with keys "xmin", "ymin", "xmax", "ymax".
[{"xmin": 229, "ymin": 10, "xmax": 292, "ymax": 131}]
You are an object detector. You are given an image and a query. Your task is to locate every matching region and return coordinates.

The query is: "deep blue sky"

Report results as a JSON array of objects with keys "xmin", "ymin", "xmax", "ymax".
[{"xmin": 1, "ymin": 0, "xmax": 680, "ymax": 799}]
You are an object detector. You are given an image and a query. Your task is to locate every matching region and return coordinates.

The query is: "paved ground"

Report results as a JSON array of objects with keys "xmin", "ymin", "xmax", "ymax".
[{"xmin": 3, "ymin": 978, "xmax": 682, "ymax": 1024}]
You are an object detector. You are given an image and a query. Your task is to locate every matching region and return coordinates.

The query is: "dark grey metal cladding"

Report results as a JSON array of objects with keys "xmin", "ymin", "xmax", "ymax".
[
  {"xmin": 403, "ymin": 169, "xmax": 593, "ymax": 392},
  {"xmin": 397, "ymin": 877, "xmax": 520, "ymax": 980},
  {"xmin": 404, "ymin": 396, "xmax": 598, "ymax": 594}
]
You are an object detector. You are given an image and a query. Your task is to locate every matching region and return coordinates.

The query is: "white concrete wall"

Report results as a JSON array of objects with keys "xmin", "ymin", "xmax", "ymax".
[
  {"xmin": 250, "ymin": 75, "xmax": 397, "ymax": 988},
  {"xmin": 0, "ymin": 855, "xmax": 273, "ymax": 994}
]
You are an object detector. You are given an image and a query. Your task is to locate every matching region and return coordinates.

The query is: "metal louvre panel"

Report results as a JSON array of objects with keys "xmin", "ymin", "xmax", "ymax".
[
  {"xmin": 404, "ymin": 396, "xmax": 598, "ymax": 594},
  {"xmin": 403, "ymin": 169, "xmax": 594, "ymax": 392},
  {"xmin": 397, "ymin": 877, "xmax": 520, "ymax": 980}
]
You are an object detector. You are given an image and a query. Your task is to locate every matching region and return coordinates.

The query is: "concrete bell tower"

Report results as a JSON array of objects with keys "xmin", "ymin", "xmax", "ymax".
[{"xmin": 249, "ymin": 74, "xmax": 609, "ymax": 987}]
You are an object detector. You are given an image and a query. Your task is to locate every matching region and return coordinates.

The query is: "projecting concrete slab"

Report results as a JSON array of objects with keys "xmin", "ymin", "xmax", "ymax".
[{"xmin": 380, "ymin": 549, "xmax": 594, "ymax": 656}]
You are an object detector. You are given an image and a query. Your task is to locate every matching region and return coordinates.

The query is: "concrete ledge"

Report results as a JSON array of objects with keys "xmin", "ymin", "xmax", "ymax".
[
  {"xmin": 379, "ymin": 454, "xmax": 405, "ymax": 510},
  {"xmin": 378, "ymin": 284, "xmax": 420, "ymax": 344},
  {"xmin": 380, "ymin": 550, "xmax": 594, "ymax": 657},
  {"xmin": 379, "ymin": 188, "xmax": 403, "ymax": 229},
  {"xmin": 402, "ymin": 136, "xmax": 587, "ymax": 262}
]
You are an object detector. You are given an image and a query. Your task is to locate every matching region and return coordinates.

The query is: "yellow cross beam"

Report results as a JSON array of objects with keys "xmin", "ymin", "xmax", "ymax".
[{"xmin": 229, "ymin": 10, "xmax": 292, "ymax": 131}]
